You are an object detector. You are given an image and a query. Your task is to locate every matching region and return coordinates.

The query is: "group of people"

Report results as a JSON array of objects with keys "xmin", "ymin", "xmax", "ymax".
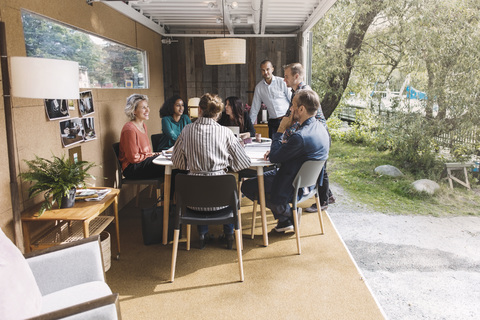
[{"xmin": 117, "ymin": 61, "xmax": 332, "ymax": 249}]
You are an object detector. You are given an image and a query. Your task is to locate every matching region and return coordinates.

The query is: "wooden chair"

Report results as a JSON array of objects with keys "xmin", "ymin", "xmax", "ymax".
[
  {"xmin": 170, "ymin": 174, "xmax": 244, "ymax": 282},
  {"xmin": 112, "ymin": 142, "xmax": 163, "ymax": 207}
]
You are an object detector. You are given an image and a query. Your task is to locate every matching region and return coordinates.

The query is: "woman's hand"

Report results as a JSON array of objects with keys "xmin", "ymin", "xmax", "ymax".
[{"xmin": 263, "ymin": 151, "xmax": 270, "ymax": 161}]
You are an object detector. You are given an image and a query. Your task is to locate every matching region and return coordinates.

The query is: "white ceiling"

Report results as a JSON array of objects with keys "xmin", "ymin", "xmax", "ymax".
[{"xmin": 89, "ymin": 0, "xmax": 338, "ymax": 37}]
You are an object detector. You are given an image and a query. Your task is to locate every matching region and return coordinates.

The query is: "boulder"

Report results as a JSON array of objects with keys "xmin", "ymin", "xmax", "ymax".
[
  {"xmin": 412, "ymin": 179, "xmax": 440, "ymax": 195},
  {"xmin": 374, "ymin": 165, "xmax": 404, "ymax": 177}
]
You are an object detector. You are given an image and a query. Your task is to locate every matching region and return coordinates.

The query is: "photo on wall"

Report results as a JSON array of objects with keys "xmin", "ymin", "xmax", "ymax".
[
  {"xmin": 44, "ymin": 99, "xmax": 69, "ymax": 120},
  {"xmin": 60, "ymin": 118, "xmax": 84, "ymax": 147},
  {"xmin": 79, "ymin": 90, "xmax": 94, "ymax": 117},
  {"xmin": 82, "ymin": 117, "xmax": 96, "ymax": 141}
]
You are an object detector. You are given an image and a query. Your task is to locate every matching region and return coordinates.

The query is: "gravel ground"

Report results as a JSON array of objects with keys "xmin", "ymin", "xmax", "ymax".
[{"xmin": 326, "ymin": 183, "xmax": 480, "ymax": 320}]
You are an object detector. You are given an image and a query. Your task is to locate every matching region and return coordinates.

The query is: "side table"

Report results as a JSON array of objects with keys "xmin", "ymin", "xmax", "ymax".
[{"xmin": 21, "ymin": 187, "xmax": 121, "ymax": 258}]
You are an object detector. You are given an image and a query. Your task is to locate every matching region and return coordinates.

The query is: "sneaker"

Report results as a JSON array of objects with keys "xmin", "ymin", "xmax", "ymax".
[
  {"xmin": 320, "ymin": 202, "xmax": 328, "ymax": 211},
  {"xmin": 304, "ymin": 203, "xmax": 318, "ymax": 213},
  {"xmin": 274, "ymin": 220, "xmax": 294, "ymax": 233}
]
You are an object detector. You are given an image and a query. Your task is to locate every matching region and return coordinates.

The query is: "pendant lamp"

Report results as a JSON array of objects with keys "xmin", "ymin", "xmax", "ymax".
[{"xmin": 204, "ymin": 0, "xmax": 246, "ymax": 65}]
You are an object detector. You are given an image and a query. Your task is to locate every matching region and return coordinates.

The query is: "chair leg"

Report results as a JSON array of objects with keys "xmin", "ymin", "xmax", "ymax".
[
  {"xmin": 251, "ymin": 200, "xmax": 257, "ymax": 239},
  {"xmin": 149, "ymin": 185, "xmax": 154, "ymax": 198},
  {"xmin": 292, "ymin": 208, "xmax": 301, "ymax": 255},
  {"xmin": 186, "ymin": 224, "xmax": 191, "ymax": 251},
  {"xmin": 235, "ymin": 228, "xmax": 244, "ymax": 282},
  {"xmin": 170, "ymin": 229, "xmax": 181, "ymax": 282},
  {"xmin": 238, "ymin": 210, "xmax": 243, "ymax": 251},
  {"xmin": 156, "ymin": 188, "xmax": 163, "ymax": 207},
  {"xmin": 316, "ymin": 196, "xmax": 324, "ymax": 234}
]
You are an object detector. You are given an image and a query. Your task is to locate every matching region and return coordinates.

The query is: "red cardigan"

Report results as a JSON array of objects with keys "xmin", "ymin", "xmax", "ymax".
[{"xmin": 119, "ymin": 121, "xmax": 153, "ymax": 170}]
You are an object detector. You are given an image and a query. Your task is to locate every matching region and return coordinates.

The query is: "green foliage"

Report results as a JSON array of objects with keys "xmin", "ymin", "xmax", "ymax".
[
  {"xmin": 329, "ymin": 141, "xmax": 480, "ymax": 216},
  {"xmin": 20, "ymin": 154, "xmax": 95, "ymax": 215}
]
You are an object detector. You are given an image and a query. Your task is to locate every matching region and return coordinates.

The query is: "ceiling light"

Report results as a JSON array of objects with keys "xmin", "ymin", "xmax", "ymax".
[
  {"xmin": 228, "ymin": 1, "xmax": 238, "ymax": 9},
  {"xmin": 216, "ymin": 17, "xmax": 223, "ymax": 24},
  {"xmin": 204, "ymin": 0, "xmax": 246, "ymax": 65},
  {"xmin": 208, "ymin": 2, "xmax": 217, "ymax": 9}
]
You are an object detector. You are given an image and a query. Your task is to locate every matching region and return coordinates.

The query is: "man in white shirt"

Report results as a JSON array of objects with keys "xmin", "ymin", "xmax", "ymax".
[{"xmin": 250, "ymin": 60, "xmax": 291, "ymax": 138}]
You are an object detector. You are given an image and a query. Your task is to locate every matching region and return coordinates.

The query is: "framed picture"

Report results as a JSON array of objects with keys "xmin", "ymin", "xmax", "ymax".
[
  {"xmin": 79, "ymin": 91, "xmax": 94, "ymax": 117},
  {"xmin": 82, "ymin": 117, "xmax": 96, "ymax": 141},
  {"xmin": 60, "ymin": 118, "xmax": 84, "ymax": 147},
  {"xmin": 44, "ymin": 99, "xmax": 69, "ymax": 120}
]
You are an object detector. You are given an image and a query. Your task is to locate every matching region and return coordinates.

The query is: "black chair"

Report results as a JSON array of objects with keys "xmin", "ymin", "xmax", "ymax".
[
  {"xmin": 170, "ymin": 174, "xmax": 244, "ymax": 282},
  {"xmin": 151, "ymin": 133, "xmax": 165, "ymax": 152},
  {"xmin": 112, "ymin": 142, "xmax": 163, "ymax": 207}
]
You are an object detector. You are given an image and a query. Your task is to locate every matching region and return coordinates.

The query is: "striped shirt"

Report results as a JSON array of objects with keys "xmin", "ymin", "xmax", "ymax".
[{"xmin": 172, "ymin": 117, "xmax": 251, "ymax": 210}]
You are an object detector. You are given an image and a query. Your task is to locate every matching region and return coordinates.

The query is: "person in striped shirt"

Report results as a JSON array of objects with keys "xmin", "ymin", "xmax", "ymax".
[{"xmin": 172, "ymin": 93, "xmax": 251, "ymax": 249}]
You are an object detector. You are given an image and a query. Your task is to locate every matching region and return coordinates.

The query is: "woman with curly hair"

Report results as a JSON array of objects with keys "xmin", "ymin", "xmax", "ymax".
[{"xmin": 156, "ymin": 95, "xmax": 191, "ymax": 151}]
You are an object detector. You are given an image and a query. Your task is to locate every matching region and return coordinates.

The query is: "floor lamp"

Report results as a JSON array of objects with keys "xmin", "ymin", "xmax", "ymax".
[{"xmin": 1, "ymin": 21, "xmax": 79, "ymax": 249}]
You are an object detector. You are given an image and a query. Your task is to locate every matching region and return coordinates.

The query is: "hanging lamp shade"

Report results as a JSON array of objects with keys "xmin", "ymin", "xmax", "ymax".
[{"xmin": 204, "ymin": 38, "xmax": 246, "ymax": 65}]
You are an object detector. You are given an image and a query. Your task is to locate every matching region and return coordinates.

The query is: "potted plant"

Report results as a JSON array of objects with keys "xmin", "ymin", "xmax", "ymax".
[{"xmin": 20, "ymin": 154, "xmax": 96, "ymax": 215}]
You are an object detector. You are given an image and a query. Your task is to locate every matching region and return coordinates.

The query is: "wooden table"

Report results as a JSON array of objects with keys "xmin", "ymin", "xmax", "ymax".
[
  {"xmin": 21, "ymin": 187, "xmax": 121, "ymax": 257},
  {"xmin": 153, "ymin": 141, "xmax": 273, "ymax": 246}
]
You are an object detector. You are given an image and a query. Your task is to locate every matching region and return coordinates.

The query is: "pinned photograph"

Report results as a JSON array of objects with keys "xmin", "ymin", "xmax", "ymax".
[
  {"xmin": 79, "ymin": 91, "xmax": 94, "ymax": 117},
  {"xmin": 82, "ymin": 117, "xmax": 96, "ymax": 141},
  {"xmin": 44, "ymin": 99, "xmax": 69, "ymax": 120},
  {"xmin": 60, "ymin": 118, "xmax": 84, "ymax": 147}
]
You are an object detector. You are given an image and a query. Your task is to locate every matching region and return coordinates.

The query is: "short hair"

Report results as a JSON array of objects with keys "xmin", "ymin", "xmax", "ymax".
[
  {"xmin": 284, "ymin": 62, "xmax": 305, "ymax": 80},
  {"xmin": 199, "ymin": 93, "xmax": 223, "ymax": 118},
  {"xmin": 125, "ymin": 94, "xmax": 148, "ymax": 120},
  {"xmin": 260, "ymin": 60, "xmax": 273, "ymax": 68},
  {"xmin": 160, "ymin": 95, "xmax": 183, "ymax": 118},
  {"xmin": 294, "ymin": 89, "xmax": 320, "ymax": 115}
]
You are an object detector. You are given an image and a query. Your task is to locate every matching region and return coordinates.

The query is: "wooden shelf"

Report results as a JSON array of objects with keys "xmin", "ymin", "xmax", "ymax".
[{"xmin": 31, "ymin": 216, "xmax": 114, "ymax": 250}]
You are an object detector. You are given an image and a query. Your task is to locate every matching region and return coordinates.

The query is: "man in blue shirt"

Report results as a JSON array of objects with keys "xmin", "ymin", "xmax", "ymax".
[
  {"xmin": 250, "ymin": 60, "xmax": 291, "ymax": 138},
  {"xmin": 242, "ymin": 89, "xmax": 330, "ymax": 232}
]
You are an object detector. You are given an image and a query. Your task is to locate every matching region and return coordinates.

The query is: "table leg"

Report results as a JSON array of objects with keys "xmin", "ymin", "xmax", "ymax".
[
  {"xmin": 83, "ymin": 221, "xmax": 90, "ymax": 238},
  {"xmin": 257, "ymin": 166, "xmax": 268, "ymax": 247},
  {"xmin": 22, "ymin": 222, "xmax": 32, "ymax": 253},
  {"xmin": 163, "ymin": 166, "xmax": 172, "ymax": 245},
  {"xmin": 113, "ymin": 194, "xmax": 121, "ymax": 256}
]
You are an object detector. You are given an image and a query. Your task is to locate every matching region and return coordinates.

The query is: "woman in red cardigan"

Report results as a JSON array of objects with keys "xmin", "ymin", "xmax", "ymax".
[{"xmin": 119, "ymin": 94, "xmax": 164, "ymax": 179}]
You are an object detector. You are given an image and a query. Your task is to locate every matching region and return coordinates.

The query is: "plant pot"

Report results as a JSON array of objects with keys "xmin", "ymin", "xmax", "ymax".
[{"xmin": 60, "ymin": 188, "xmax": 76, "ymax": 208}]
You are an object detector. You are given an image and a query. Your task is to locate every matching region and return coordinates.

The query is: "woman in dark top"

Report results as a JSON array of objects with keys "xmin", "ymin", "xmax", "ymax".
[{"xmin": 218, "ymin": 96, "xmax": 255, "ymax": 137}]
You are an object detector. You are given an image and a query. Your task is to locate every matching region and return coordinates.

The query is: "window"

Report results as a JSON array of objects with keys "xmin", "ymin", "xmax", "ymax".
[{"xmin": 21, "ymin": 10, "xmax": 148, "ymax": 89}]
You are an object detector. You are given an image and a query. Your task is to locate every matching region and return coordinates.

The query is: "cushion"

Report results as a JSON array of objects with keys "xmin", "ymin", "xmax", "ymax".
[
  {"xmin": 0, "ymin": 228, "xmax": 42, "ymax": 319},
  {"xmin": 41, "ymin": 281, "xmax": 112, "ymax": 314}
]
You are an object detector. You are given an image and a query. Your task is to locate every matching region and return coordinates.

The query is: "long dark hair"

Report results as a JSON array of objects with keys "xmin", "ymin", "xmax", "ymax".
[
  {"xmin": 224, "ymin": 96, "xmax": 245, "ymax": 132},
  {"xmin": 159, "ymin": 95, "xmax": 183, "ymax": 117}
]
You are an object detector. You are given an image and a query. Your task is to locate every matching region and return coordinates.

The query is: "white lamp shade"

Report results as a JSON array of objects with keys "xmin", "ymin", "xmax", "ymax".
[
  {"xmin": 204, "ymin": 38, "xmax": 246, "ymax": 65},
  {"xmin": 189, "ymin": 106, "xmax": 199, "ymax": 118},
  {"xmin": 10, "ymin": 57, "xmax": 79, "ymax": 99}
]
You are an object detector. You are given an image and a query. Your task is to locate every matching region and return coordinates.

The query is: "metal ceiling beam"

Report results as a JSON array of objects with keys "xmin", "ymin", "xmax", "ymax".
[
  {"xmin": 251, "ymin": 0, "xmax": 261, "ymax": 34},
  {"xmin": 300, "ymin": 0, "xmax": 337, "ymax": 33},
  {"xmin": 260, "ymin": 0, "xmax": 268, "ymax": 34}
]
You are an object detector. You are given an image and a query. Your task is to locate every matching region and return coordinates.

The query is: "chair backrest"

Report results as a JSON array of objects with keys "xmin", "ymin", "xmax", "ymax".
[
  {"xmin": 175, "ymin": 174, "xmax": 239, "ymax": 226},
  {"xmin": 292, "ymin": 160, "xmax": 326, "ymax": 206},
  {"xmin": 151, "ymin": 133, "xmax": 165, "ymax": 152},
  {"xmin": 292, "ymin": 160, "xmax": 326, "ymax": 190},
  {"xmin": 111, "ymin": 142, "xmax": 123, "ymax": 188},
  {"xmin": 176, "ymin": 174, "xmax": 238, "ymax": 208}
]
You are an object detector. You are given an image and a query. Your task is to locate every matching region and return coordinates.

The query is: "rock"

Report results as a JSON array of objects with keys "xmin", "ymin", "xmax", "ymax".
[
  {"xmin": 412, "ymin": 179, "xmax": 440, "ymax": 195},
  {"xmin": 374, "ymin": 165, "xmax": 404, "ymax": 177}
]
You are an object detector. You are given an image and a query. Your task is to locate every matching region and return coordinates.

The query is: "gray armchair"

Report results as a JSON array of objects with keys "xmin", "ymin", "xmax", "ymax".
[{"xmin": 0, "ymin": 229, "xmax": 121, "ymax": 320}]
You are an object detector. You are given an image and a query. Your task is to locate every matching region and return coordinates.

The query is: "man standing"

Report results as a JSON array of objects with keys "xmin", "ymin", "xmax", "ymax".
[
  {"xmin": 241, "ymin": 89, "xmax": 330, "ymax": 232},
  {"xmin": 250, "ymin": 60, "xmax": 291, "ymax": 138}
]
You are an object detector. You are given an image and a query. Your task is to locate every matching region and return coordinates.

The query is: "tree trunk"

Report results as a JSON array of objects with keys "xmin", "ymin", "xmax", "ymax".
[{"xmin": 321, "ymin": 0, "xmax": 385, "ymax": 119}]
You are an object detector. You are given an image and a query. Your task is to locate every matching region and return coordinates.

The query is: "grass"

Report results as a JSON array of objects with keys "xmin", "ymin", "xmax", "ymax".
[{"xmin": 328, "ymin": 141, "xmax": 480, "ymax": 216}]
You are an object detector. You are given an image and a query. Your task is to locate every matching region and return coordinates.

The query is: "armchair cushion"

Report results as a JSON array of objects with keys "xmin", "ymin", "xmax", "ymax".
[
  {"xmin": 0, "ymin": 228, "xmax": 42, "ymax": 320},
  {"xmin": 41, "ymin": 281, "xmax": 112, "ymax": 314}
]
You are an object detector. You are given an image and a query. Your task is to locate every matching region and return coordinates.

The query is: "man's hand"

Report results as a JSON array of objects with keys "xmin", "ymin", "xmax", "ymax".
[
  {"xmin": 263, "ymin": 151, "xmax": 270, "ymax": 161},
  {"xmin": 277, "ymin": 109, "xmax": 294, "ymax": 133}
]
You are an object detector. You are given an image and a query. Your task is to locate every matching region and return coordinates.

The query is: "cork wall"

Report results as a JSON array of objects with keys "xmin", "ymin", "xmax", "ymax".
[{"xmin": 0, "ymin": 0, "xmax": 164, "ymax": 241}]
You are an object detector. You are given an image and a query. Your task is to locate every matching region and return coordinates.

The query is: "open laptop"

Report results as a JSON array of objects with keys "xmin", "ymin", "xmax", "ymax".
[{"xmin": 226, "ymin": 126, "xmax": 240, "ymax": 136}]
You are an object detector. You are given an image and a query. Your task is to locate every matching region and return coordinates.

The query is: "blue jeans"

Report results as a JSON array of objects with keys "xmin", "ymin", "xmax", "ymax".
[{"xmin": 241, "ymin": 169, "xmax": 293, "ymax": 223}]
